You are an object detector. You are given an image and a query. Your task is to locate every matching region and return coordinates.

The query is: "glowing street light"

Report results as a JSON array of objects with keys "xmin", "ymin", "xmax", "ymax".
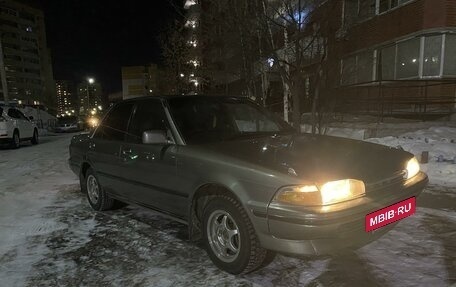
[{"xmin": 88, "ymin": 78, "xmax": 95, "ymax": 84}]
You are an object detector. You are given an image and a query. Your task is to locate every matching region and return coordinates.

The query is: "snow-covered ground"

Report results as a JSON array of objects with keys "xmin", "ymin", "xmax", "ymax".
[
  {"xmin": 306, "ymin": 123, "xmax": 456, "ymax": 187},
  {"xmin": 0, "ymin": 133, "xmax": 455, "ymax": 287},
  {"xmin": 368, "ymin": 127, "xmax": 456, "ymax": 187}
]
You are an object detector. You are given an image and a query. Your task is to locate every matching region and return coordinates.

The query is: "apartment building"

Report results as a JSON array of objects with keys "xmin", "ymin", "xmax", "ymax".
[
  {"xmin": 0, "ymin": 0, "xmax": 55, "ymax": 108},
  {"xmin": 77, "ymin": 79, "xmax": 102, "ymax": 116},
  {"xmin": 121, "ymin": 64, "xmax": 159, "ymax": 100},
  {"xmin": 55, "ymin": 80, "xmax": 76, "ymax": 118},
  {"xmin": 338, "ymin": 0, "xmax": 456, "ymax": 118}
]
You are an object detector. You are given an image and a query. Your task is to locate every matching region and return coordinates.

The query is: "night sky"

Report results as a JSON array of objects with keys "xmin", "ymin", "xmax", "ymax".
[{"xmin": 35, "ymin": 0, "xmax": 184, "ymax": 94}]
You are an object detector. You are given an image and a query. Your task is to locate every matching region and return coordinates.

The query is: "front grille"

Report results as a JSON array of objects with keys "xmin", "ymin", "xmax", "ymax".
[{"xmin": 366, "ymin": 171, "xmax": 406, "ymax": 195}]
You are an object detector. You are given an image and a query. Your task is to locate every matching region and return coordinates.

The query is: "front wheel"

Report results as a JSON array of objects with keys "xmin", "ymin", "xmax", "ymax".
[{"xmin": 202, "ymin": 195, "xmax": 275, "ymax": 274}]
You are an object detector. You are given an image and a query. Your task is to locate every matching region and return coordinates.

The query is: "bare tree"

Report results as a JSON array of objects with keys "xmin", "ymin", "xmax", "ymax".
[
  {"xmin": 258, "ymin": 0, "xmax": 339, "ymax": 132},
  {"xmin": 200, "ymin": 0, "xmax": 264, "ymax": 101},
  {"xmin": 160, "ymin": 21, "xmax": 192, "ymax": 94}
]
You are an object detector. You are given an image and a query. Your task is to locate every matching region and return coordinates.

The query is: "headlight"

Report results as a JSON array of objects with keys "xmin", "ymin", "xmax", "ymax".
[
  {"xmin": 274, "ymin": 179, "xmax": 365, "ymax": 206},
  {"xmin": 405, "ymin": 157, "xmax": 420, "ymax": 180}
]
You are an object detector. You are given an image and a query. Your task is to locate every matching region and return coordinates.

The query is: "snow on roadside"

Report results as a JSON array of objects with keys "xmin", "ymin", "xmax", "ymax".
[
  {"xmin": 367, "ymin": 127, "xmax": 456, "ymax": 187},
  {"xmin": 0, "ymin": 135, "xmax": 80, "ymax": 287},
  {"xmin": 314, "ymin": 124, "xmax": 456, "ymax": 187}
]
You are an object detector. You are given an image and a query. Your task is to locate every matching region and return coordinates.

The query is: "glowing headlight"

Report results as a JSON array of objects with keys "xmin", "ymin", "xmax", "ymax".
[
  {"xmin": 274, "ymin": 179, "xmax": 365, "ymax": 206},
  {"xmin": 320, "ymin": 179, "xmax": 365, "ymax": 205},
  {"xmin": 405, "ymin": 157, "xmax": 420, "ymax": 180}
]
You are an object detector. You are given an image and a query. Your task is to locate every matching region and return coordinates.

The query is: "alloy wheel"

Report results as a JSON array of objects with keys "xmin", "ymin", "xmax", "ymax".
[
  {"xmin": 87, "ymin": 175, "xmax": 100, "ymax": 204},
  {"xmin": 207, "ymin": 210, "xmax": 241, "ymax": 263}
]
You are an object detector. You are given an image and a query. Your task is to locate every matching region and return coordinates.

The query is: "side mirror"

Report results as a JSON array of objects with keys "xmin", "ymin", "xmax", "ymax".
[
  {"xmin": 142, "ymin": 130, "xmax": 171, "ymax": 145},
  {"xmin": 28, "ymin": 116, "xmax": 34, "ymax": 120}
]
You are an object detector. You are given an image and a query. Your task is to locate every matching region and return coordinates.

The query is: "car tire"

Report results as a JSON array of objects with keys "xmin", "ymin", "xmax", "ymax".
[
  {"xmin": 11, "ymin": 130, "xmax": 20, "ymax": 149},
  {"xmin": 202, "ymin": 195, "xmax": 274, "ymax": 274},
  {"xmin": 31, "ymin": 129, "xmax": 39, "ymax": 145},
  {"xmin": 85, "ymin": 168, "xmax": 115, "ymax": 211}
]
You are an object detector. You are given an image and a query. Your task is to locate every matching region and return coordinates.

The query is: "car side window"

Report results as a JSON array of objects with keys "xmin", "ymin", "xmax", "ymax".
[
  {"xmin": 95, "ymin": 102, "xmax": 134, "ymax": 141},
  {"xmin": 126, "ymin": 100, "xmax": 171, "ymax": 144},
  {"xmin": 7, "ymin": 109, "xmax": 20, "ymax": 119}
]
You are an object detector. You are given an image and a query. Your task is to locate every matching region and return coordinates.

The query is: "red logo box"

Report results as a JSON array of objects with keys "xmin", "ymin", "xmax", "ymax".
[{"xmin": 365, "ymin": 197, "xmax": 416, "ymax": 232}]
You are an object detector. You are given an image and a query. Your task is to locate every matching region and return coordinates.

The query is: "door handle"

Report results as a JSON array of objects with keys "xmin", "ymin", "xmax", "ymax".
[{"xmin": 122, "ymin": 149, "xmax": 138, "ymax": 160}]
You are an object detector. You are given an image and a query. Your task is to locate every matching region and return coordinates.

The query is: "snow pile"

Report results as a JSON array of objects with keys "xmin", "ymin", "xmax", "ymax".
[
  {"xmin": 0, "ymin": 135, "xmax": 79, "ymax": 286},
  {"xmin": 367, "ymin": 127, "xmax": 456, "ymax": 187},
  {"xmin": 19, "ymin": 106, "xmax": 57, "ymax": 133}
]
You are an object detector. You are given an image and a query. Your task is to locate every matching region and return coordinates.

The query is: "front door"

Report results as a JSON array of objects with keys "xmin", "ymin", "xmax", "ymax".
[
  {"xmin": 88, "ymin": 102, "xmax": 134, "ymax": 198},
  {"xmin": 118, "ymin": 99, "xmax": 186, "ymax": 218}
]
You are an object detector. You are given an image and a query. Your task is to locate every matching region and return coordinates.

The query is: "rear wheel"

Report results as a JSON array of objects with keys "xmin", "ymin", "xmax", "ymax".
[
  {"xmin": 11, "ymin": 131, "xmax": 20, "ymax": 149},
  {"xmin": 202, "ymin": 195, "xmax": 275, "ymax": 274},
  {"xmin": 31, "ymin": 129, "xmax": 39, "ymax": 145},
  {"xmin": 85, "ymin": 168, "xmax": 115, "ymax": 211}
]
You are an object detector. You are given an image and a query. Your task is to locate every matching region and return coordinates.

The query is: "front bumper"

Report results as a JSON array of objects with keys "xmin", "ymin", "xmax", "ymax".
[{"xmin": 258, "ymin": 172, "xmax": 428, "ymax": 256}]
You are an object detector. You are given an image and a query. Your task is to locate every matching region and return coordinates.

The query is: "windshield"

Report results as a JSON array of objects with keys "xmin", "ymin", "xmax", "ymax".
[{"xmin": 168, "ymin": 97, "xmax": 294, "ymax": 144}]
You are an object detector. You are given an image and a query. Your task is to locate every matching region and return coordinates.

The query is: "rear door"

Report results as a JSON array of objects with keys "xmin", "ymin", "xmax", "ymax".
[
  {"xmin": 88, "ymin": 102, "xmax": 134, "ymax": 198},
  {"xmin": 16, "ymin": 110, "xmax": 34, "ymax": 137},
  {"xmin": 119, "ymin": 99, "xmax": 185, "ymax": 218},
  {"xmin": 7, "ymin": 108, "xmax": 33, "ymax": 138}
]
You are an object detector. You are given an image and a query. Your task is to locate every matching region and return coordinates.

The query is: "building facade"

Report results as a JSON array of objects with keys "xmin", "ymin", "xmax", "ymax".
[
  {"xmin": 77, "ymin": 80, "xmax": 102, "ymax": 117},
  {"xmin": 338, "ymin": 0, "xmax": 456, "ymax": 118},
  {"xmin": 184, "ymin": 0, "xmax": 456, "ymax": 120},
  {"xmin": 0, "ymin": 0, "xmax": 55, "ymax": 109},
  {"xmin": 121, "ymin": 64, "xmax": 159, "ymax": 100},
  {"xmin": 55, "ymin": 80, "xmax": 76, "ymax": 118}
]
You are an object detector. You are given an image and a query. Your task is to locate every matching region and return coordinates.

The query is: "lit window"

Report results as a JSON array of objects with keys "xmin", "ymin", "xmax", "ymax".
[
  {"xmin": 380, "ymin": 45, "xmax": 395, "ymax": 80},
  {"xmin": 444, "ymin": 34, "xmax": 456, "ymax": 76},
  {"xmin": 184, "ymin": 0, "xmax": 198, "ymax": 9},
  {"xmin": 396, "ymin": 38, "xmax": 420, "ymax": 79},
  {"xmin": 423, "ymin": 35, "xmax": 442, "ymax": 77},
  {"xmin": 189, "ymin": 59, "xmax": 200, "ymax": 67},
  {"xmin": 378, "ymin": 0, "xmax": 413, "ymax": 14}
]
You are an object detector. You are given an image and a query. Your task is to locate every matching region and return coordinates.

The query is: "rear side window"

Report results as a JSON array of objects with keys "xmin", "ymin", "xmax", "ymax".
[
  {"xmin": 95, "ymin": 102, "xmax": 134, "ymax": 141},
  {"xmin": 8, "ymin": 109, "xmax": 19, "ymax": 119}
]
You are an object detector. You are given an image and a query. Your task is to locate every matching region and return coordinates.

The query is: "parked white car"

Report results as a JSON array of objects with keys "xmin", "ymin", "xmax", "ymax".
[{"xmin": 0, "ymin": 106, "xmax": 39, "ymax": 148}]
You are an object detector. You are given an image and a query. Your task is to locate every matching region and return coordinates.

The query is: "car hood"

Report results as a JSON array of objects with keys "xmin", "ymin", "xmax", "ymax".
[{"xmin": 204, "ymin": 133, "xmax": 412, "ymax": 183}]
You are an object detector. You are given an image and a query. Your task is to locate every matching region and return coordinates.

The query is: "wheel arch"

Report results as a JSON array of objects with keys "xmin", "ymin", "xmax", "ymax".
[
  {"xmin": 188, "ymin": 183, "xmax": 244, "ymax": 242},
  {"xmin": 80, "ymin": 161, "xmax": 92, "ymax": 180}
]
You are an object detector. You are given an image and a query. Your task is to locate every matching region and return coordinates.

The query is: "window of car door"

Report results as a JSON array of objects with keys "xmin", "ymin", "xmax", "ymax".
[
  {"xmin": 93, "ymin": 102, "xmax": 134, "ymax": 141},
  {"xmin": 7, "ymin": 108, "xmax": 21, "ymax": 120},
  {"xmin": 126, "ymin": 99, "xmax": 173, "ymax": 144}
]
